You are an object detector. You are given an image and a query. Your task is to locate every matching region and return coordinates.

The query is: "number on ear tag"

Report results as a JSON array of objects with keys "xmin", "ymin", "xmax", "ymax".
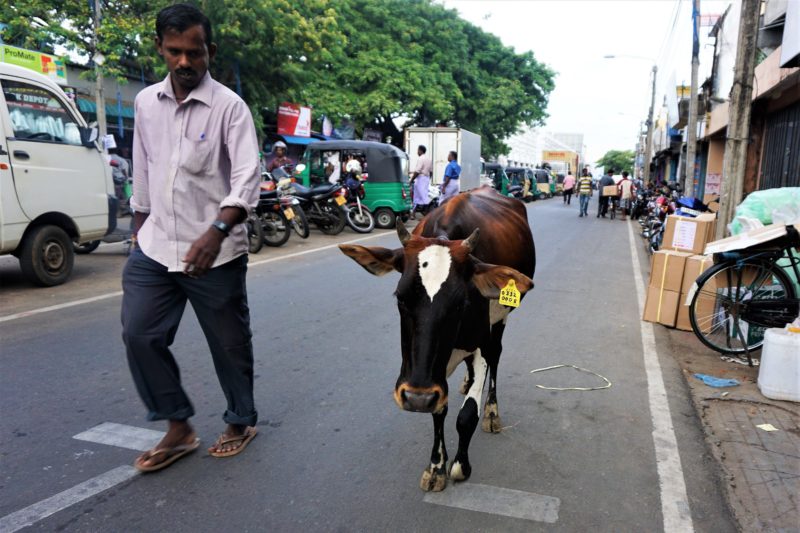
[{"xmin": 499, "ymin": 279, "xmax": 520, "ymax": 308}]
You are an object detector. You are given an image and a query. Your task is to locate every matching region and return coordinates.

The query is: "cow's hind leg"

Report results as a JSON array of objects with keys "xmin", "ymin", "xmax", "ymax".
[
  {"xmin": 450, "ymin": 351, "xmax": 487, "ymax": 482},
  {"xmin": 420, "ymin": 405, "xmax": 448, "ymax": 492},
  {"xmin": 458, "ymin": 356, "xmax": 474, "ymax": 395},
  {"xmin": 482, "ymin": 321, "xmax": 505, "ymax": 433}
]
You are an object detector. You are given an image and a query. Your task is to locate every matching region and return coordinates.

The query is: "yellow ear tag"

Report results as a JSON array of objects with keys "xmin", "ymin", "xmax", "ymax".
[{"xmin": 499, "ymin": 279, "xmax": 520, "ymax": 308}]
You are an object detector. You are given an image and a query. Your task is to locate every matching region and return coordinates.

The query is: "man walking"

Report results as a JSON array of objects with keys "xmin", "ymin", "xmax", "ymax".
[
  {"xmin": 440, "ymin": 150, "xmax": 461, "ymax": 202},
  {"xmin": 562, "ymin": 171, "xmax": 576, "ymax": 205},
  {"xmin": 576, "ymin": 168, "xmax": 593, "ymax": 217},
  {"xmin": 617, "ymin": 171, "xmax": 634, "ymax": 221},
  {"xmin": 122, "ymin": 3, "xmax": 261, "ymax": 472},
  {"xmin": 597, "ymin": 169, "xmax": 615, "ymax": 218}
]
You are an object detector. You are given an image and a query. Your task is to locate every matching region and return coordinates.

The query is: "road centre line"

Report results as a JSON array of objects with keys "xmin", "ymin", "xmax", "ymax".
[
  {"xmin": 73, "ymin": 422, "xmax": 166, "ymax": 452},
  {"xmin": 424, "ymin": 482, "xmax": 560, "ymax": 523},
  {"xmin": 627, "ymin": 221, "xmax": 694, "ymax": 532},
  {"xmin": 0, "ymin": 466, "xmax": 138, "ymax": 533},
  {"xmin": 0, "ymin": 230, "xmax": 392, "ymax": 324}
]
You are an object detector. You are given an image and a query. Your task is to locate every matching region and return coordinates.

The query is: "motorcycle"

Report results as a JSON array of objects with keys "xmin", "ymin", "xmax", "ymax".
[
  {"xmin": 265, "ymin": 168, "xmax": 310, "ymax": 239},
  {"xmin": 288, "ymin": 169, "xmax": 347, "ymax": 235},
  {"xmin": 341, "ymin": 172, "xmax": 375, "ymax": 233}
]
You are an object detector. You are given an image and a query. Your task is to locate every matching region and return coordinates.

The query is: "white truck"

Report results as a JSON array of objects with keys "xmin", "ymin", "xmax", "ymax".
[
  {"xmin": 404, "ymin": 127, "xmax": 481, "ymax": 191},
  {"xmin": 0, "ymin": 62, "xmax": 115, "ymax": 286}
]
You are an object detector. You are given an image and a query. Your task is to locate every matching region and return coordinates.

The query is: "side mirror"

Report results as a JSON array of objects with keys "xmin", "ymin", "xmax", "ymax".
[
  {"xmin": 294, "ymin": 163, "xmax": 306, "ymax": 173},
  {"xmin": 79, "ymin": 126, "xmax": 98, "ymax": 148}
]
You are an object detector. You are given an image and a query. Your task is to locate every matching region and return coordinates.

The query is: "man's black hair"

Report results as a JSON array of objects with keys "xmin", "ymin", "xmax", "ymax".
[
  {"xmin": 622, "ymin": 170, "xmax": 629, "ymax": 177},
  {"xmin": 156, "ymin": 3, "xmax": 213, "ymax": 48},
  {"xmin": 418, "ymin": 145, "xmax": 427, "ymax": 154},
  {"xmin": 449, "ymin": 151, "xmax": 457, "ymax": 159}
]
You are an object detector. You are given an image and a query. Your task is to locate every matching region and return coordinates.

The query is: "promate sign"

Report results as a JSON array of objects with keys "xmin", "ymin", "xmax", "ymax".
[
  {"xmin": 0, "ymin": 44, "xmax": 68, "ymax": 85},
  {"xmin": 277, "ymin": 102, "xmax": 311, "ymax": 137}
]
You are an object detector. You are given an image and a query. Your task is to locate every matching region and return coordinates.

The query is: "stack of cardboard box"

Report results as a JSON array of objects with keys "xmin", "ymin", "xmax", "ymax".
[{"xmin": 643, "ymin": 213, "xmax": 718, "ymax": 330}]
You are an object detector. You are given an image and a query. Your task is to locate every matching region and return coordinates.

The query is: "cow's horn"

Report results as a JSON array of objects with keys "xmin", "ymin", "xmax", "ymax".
[
  {"xmin": 462, "ymin": 228, "xmax": 480, "ymax": 251},
  {"xmin": 396, "ymin": 218, "xmax": 411, "ymax": 246}
]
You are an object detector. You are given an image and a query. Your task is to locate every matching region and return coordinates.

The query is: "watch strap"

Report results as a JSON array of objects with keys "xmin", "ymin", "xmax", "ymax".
[{"xmin": 211, "ymin": 220, "xmax": 231, "ymax": 235}]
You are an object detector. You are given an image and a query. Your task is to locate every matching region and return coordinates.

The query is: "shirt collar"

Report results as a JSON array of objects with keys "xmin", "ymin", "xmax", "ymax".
[{"xmin": 157, "ymin": 71, "xmax": 213, "ymax": 106}]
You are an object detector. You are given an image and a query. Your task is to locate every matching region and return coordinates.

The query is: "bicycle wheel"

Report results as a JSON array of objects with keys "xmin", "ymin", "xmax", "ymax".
[{"xmin": 689, "ymin": 261, "xmax": 798, "ymax": 355}]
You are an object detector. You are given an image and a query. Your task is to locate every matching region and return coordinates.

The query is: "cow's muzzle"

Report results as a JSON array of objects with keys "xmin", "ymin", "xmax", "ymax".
[{"xmin": 394, "ymin": 383, "xmax": 447, "ymax": 413}]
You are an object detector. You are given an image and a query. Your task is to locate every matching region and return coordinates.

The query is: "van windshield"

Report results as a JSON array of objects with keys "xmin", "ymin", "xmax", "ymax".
[{"xmin": 2, "ymin": 80, "xmax": 82, "ymax": 146}]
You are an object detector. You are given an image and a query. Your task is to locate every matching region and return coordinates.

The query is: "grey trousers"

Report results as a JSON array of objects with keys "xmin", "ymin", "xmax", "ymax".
[{"xmin": 121, "ymin": 248, "xmax": 257, "ymax": 426}]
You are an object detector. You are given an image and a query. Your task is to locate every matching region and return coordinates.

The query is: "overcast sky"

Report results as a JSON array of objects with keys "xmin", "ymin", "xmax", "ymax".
[{"xmin": 443, "ymin": 0, "xmax": 730, "ymax": 163}]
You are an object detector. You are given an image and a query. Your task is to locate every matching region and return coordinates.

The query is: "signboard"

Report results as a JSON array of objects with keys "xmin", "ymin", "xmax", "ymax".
[
  {"xmin": 0, "ymin": 45, "xmax": 68, "ymax": 85},
  {"xmin": 277, "ymin": 102, "xmax": 311, "ymax": 137},
  {"xmin": 705, "ymin": 173, "xmax": 721, "ymax": 195}
]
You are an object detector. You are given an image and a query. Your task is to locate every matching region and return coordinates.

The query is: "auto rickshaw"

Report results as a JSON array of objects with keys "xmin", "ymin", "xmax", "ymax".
[
  {"xmin": 295, "ymin": 140, "xmax": 412, "ymax": 228},
  {"xmin": 505, "ymin": 167, "xmax": 539, "ymax": 202},
  {"xmin": 482, "ymin": 162, "xmax": 510, "ymax": 196},
  {"xmin": 533, "ymin": 169, "xmax": 554, "ymax": 198}
]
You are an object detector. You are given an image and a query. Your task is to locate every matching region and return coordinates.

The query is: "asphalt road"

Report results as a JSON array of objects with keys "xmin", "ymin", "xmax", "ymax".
[{"xmin": 0, "ymin": 198, "xmax": 736, "ymax": 532}]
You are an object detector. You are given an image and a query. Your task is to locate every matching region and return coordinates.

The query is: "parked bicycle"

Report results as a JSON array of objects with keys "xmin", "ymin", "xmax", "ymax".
[{"xmin": 688, "ymin": 224, "xmax": 800, "ymax": 365}]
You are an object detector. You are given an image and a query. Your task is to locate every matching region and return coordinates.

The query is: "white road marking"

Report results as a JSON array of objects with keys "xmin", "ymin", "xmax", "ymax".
[
  {"xmin": 626, "ymin": 220, "xmax": 695, "ymax": 532},
  {"xmin": 424, "ymin": 482, "xmax": 559, "ymax": 523},
  {"xmin": 73, "ymin": 422, "xmax": 165, "ymax": 452},
  {"xmin": 417, "ymin": 245, "xmax": 451, "ymax": 300},
  {"xmin": 0, "ymin": 466, "xmax": 138, "ymax": 533},
  {"xmin": 0, "ymin": 231, "xmax": 392, "ymax": 324}
]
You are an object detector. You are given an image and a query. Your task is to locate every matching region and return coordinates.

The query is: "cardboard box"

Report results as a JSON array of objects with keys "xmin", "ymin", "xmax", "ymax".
[
  {"xmin": 662, "ymin": 214, "xmax": 717, "ymax": 255},
  {"xmin": 643, "ymin": 286, "xmax": 681, "ymax": 326},
  {"xmin": 676, "ymin": 286, "xmax": 718, "ymax": 332},
  {"xmin": 602, "ymin": 185, "xmax": 618, "ymax": 196},
  {"xmin": 681, "ymin": 255, "xmax": 713, "ymax": 295},
  {"xmin": 649, "ymin": 250, "xmax": 692, "ymax": 292}
]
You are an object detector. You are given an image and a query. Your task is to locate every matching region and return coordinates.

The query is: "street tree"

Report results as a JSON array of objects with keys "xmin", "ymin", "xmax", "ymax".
[{"xmin": 596, "ymin": 149, "xmax": 635, "ymax": 175}]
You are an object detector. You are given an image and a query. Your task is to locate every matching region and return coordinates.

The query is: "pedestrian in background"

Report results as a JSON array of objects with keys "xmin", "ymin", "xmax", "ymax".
[
  {"xmin": 122, "ymin": 3, "xmax": 261, "ymax": 473},
  {"xmin": 410, "ymin": 144, "xmax": 432, "ymax": 208},
  {"xmin": 597, "ymin": 169, "xmax": 615, "ymax": 218},
  {"xmin": 576, "ymin": 168, "xmax": 593, "ymax": 217},
  {"xmin": 617, "ymin": 170, "xmax": 634, "ymax": 221},
  {"xmin": 440, "ymin": 150, "xmax": 461, "ymax": 202},
  {"xmin": 562, "ymin": 171, "xmax": 576, "ymax": 205}
]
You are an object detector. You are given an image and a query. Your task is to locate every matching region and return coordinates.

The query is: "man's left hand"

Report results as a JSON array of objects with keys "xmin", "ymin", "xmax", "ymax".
[{"xmin": 183, "ymin": 228, "xmax": 225, "ymax": 277}]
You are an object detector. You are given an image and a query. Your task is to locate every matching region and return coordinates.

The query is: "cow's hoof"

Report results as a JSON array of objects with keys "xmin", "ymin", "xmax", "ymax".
[
  {"xmin": 420, "ymin": 466, "xmax": 448, "ymax": 492},
  {"xmin": 449, "ymin": 460, "xmax": 471, "ymax": 482},
  {"xmin": 482, "ymin": 404, "xmax": 503, "ymax": 433}
]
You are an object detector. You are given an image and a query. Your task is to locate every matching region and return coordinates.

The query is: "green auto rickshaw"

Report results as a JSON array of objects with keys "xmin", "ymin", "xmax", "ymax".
[
  {"xmin": 295, "ymin": 140, "xmax": 412, "ymax": 228},
  {"xmin": 533, "ymin": 169, "xmax": 554, "ymax": 198},
  {"xmin": 482, "ymin": 162, "xmax": 510, "ymax": 196},
  {"xmin": 505, "ymin": 167, "xmax": 540, "ymax": 202}
]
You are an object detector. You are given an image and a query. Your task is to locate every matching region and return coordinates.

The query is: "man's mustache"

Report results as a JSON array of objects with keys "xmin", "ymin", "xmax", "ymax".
[{"xmin": 176, "ymin": 69, "xmax": 195, "ymax": 77}]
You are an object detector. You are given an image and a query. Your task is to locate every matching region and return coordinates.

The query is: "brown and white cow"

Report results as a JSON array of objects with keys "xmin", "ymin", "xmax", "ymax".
[{"xmin": 339, "ymin": 187, "xmax": 535, "ymax": 492}]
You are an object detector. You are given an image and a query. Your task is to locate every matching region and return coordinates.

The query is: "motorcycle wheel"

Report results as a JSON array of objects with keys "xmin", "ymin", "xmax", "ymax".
[
  {"xmin": 261, "ymin": 210, "xmax": 291, "ymax": 247},
  {"xmin": 74, "ymin": 240, "xmax": 101, "ymax": 254},
  {"xmin": 291, "ymin": 206, "xmax": 310, "ymax": 239},
  {"xmin": 247, "ymin": 215, "xmax": 264, "ymax": 254},
  {"xmin": 317, "ymin": 204, "xmax": 346, "ymax": 235},
  {"xmin": 346, "ymin": 205, "xmax": 375, "ymax": 233}
]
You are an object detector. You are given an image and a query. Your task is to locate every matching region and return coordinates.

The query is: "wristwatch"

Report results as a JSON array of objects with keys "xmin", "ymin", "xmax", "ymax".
[{"xmin": 211, "ymin": 220, "xmax": 231, "ymax": 236}]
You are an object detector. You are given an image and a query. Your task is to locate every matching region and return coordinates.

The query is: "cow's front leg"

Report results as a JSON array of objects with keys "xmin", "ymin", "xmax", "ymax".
[
  {"xmin": 482, "ymin": 322, "xmax": 505, "ymax": 433},
  {"xmin": 450, "ymin": 350, "xmax": 487, "ymax": 482},
  {"xmin": 458, "ymin": 355, "xmax": 474, "ymax": 395},
  {"xmin": 420, "ymin": 405, "xmax": 448, "ymax": 492}
]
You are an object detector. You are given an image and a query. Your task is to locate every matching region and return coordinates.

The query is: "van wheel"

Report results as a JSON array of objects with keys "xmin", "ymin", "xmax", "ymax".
[
  {"xmin": 374, "ymin": 208, "xmax": 396, "ymax": 229},
  {"xmin": 20, "ymin": 225, "xmax": 74, "ymax": 286}
]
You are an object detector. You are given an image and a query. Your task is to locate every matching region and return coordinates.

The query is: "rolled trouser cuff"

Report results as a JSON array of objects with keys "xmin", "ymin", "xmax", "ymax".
[{"xmin": 223, "ymin": 408, "xmax": 257, "ymax": 427}]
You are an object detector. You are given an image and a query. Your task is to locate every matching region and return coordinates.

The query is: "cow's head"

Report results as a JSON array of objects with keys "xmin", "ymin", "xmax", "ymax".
[{"xmin": 339, "ymin": 221, "xmax": 533, "ymax": 414}]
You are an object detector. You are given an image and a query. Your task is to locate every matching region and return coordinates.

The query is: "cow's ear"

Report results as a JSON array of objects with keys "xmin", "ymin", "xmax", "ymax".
[
  {"xmin": 472, "ymin": 262, "xmax": 534, "ymax": 299},
  {"xmin": 339, "ymin": 245, "xmax": 404, "ymax": 276}
]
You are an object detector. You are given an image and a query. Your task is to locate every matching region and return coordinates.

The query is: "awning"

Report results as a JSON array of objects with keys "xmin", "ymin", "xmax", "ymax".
[
  {"xmin": 76, "ymin": 98, "xmax": 135, "ymax": 119},
  {"xmin": 279, "ymin": 134, "xmax": 318, "ymax": 145}
]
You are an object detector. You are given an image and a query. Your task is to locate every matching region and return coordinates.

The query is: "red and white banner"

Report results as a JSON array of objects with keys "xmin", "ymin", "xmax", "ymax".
[{"xmin": 277, "ymin": 102, "xmax": 311, "ymax": 137}]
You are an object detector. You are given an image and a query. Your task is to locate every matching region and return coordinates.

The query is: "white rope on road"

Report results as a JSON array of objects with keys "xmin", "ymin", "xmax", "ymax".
[{"xmin": 626, "ymin": 220, "xmax": 695, "ymax": 532}]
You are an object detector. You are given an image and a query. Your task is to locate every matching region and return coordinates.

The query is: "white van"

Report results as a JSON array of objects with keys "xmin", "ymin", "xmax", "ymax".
[{"xmin": 0, "ymin": 62, "xmax": 115, "ymax": 286}]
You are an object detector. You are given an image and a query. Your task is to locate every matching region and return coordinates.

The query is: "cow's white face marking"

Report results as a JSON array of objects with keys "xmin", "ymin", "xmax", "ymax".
[{"xmin": 418, "ymin": 245, "xmax": 452, "ymax": 301}]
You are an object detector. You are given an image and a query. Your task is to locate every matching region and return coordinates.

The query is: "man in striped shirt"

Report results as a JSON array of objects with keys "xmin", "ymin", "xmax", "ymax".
[{"xmin": 576, "ymin": 168, "xmax": 593, "ymax": 217}]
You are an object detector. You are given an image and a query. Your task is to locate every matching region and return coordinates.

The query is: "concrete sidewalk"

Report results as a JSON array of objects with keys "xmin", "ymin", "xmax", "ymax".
[{"xmin": 662, "ymin": 303, "xmax": 799, "ymax": 532}]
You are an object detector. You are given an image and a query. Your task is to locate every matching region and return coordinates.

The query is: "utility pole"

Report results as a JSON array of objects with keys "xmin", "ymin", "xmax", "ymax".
[
  {"xmin": 93, "ymin": 0, "xmax": 107, "ymax": 142},
  {"xmin": 716, "ymin": 0, "xmax": 760, "ymax": 239},
  {"xmin": 643, "ymin": 65, "xmax": 658, "ymax": 186},
  {"xmin": 684, "ymin": 0, "xmax": 701, "ymax": 196}
]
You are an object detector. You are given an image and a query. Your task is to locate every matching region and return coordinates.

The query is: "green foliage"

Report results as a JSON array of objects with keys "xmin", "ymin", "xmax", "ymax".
[
  {"xmin": 596, "ymin": 150, "xmax": 635, "ymax": 175},
  {"xmin": 2, "ymin": 0, "xmax": 555, "ymax": 156}
]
